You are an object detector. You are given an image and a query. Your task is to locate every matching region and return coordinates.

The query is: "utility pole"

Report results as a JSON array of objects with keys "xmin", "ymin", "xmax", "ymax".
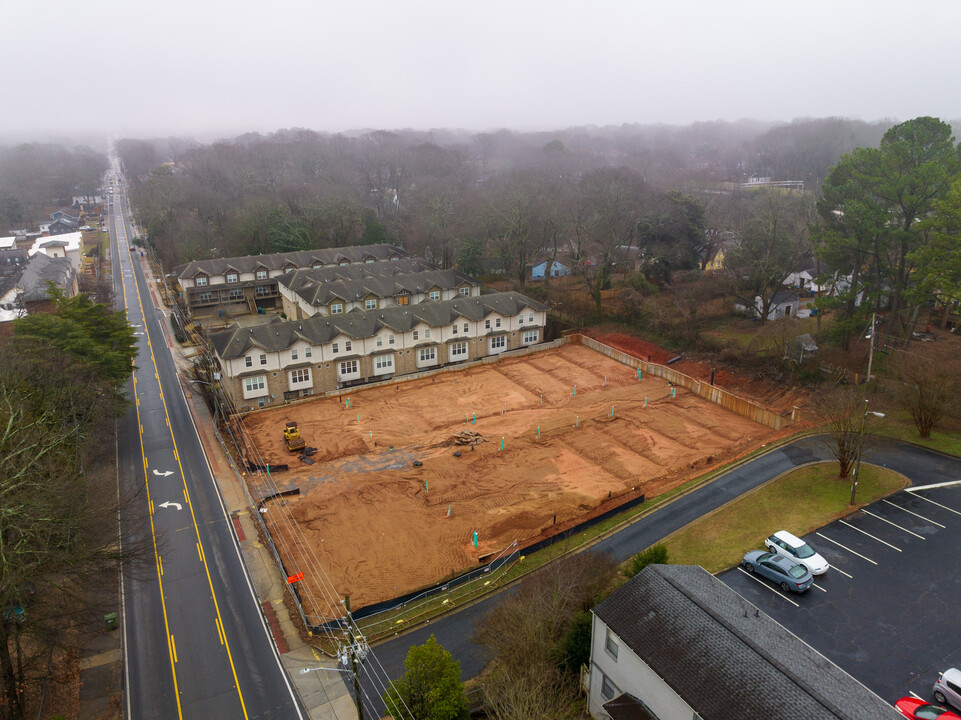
[
  {"xmin": 865, "ymin": 312, "xmax": 876, "ymax": 384},
  {"xmin": 345, "ymin": 596, "xmax": 365, "ymax": 720}
]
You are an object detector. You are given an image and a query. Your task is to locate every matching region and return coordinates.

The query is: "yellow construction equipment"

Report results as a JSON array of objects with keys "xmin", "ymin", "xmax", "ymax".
[{"xmin": 283, "ymin": 421, "xmax": 306, "ymax": 453}]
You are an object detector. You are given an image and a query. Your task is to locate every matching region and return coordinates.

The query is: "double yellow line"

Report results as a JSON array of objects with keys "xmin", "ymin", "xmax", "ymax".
[{"xmin": 119, "ymin": 206, "xmax": 249, "ymax": 720}]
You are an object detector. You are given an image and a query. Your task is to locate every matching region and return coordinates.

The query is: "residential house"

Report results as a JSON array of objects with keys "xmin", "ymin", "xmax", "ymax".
[
  {"xmin": 48, "ymin": 217, "xmax": 79, "ymax": 235},
  {"xmin": 734, "ymin": 290, "xmax": 798, "ymax": 320},
  {"xmin": 0, "ymin": 249, "xmax": 30, "ymax": 322},
  {"xmin": 530, "ymin": 260, "xmax": 571, "ymax": 280},
  {"xmin": 209, "ymin": 291, "xmax": 548, "ymax": 410},
  {"xmin": 588, "ymin": 564, "xmax": 900, "ymax": 720},
  {"xmin": 0, "ymin": 252, "xmax": 79, "ymax": 321},
  {"xmin": 174, "ymin": 243, "xmax": 409, "ymax": 316},
  {"xmin": 29, "ymin": 231, "xmax": 84, "ymax": 272},
  {"xmin": 277, "ymin": 265, "xmax": 480, "ymax": 320}
]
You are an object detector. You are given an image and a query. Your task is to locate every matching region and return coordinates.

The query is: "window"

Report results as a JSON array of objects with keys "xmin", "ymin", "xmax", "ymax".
[
  {"xmin": 450, "ymin": 341, "xmax": 468, "ymax": 358},
  {"xmin": 491, "ymin": 336, "xmax": 506, "ymax": 350},
  {"xmin": 257, "ymin": 396, "xmax": 268, "ymax": 408},
  {"xmin": 226, "ymin": 272, "xmax": 238, "ymax": 283},
  {"xmin": 600, "ymin": 673, "xmax": 619, "ymax": 702},
  {"xmin": 344, "ymin": 341, "xmax": 352, "ymax": 352},
  {"xmin": 518, "ymin": 315, "xmax": 524, "ymax": 323},
  {"xmin": 285, "ymin": 267, "xmax": 294, "ymax": 274},
  {"xmin": 375, "ymin": 355, "xmax": 394, "ymax": 370},
  {"xmin": 331, "ymin": 303, "xmax": 343, "ymax": 314},
  {"xmin": 419, "ymin": 347, "xmax": 436, "ymax": 362},
  {"xmin": 424, "ymin": 328, "xmax": 431, "ymax": 339},
  {"xmin": 313, "ymin": 263, "xmax": 323, "ymax": 270},
  {"xmin": 429, "ymin": 290, "xmax": 440, "ymax": 301},
  {"xmin": 195, "ymin": 275, "xmax": 208, "ymax": 287},
  {"xmin": 260, "ymin": 354, "xmax": 267, "ymax": 365},
  {"xmin": 397, "ymin": 294, "xmax": 410, "ymax": 305},
  {"xmin": 365, "ymin": 299, "xmax": 377, "ymax": 310},
  {"xmin": 304, "ymin": 347, "xmax": 312, "ymax": 358},
  {"xmin": 339, "ymin": 359, "xmax": 358, "ymax": 375},
  {"xmin": 244, "ymin": 376, "xmax": 265, "ymax": 393},
  {"xmin": 255, "ymin": 269, "xmax": 267, "ymax": 280},
  {"xmin": 523, "ymin": 330, "xmax": 538, "ymax": 344},
  {"xmin": 365, "ymin": 258, "xmax": 375, "ymax": 263},
  {"xmin": 339, "ymin": 260, "xmax": 349, "ymax": 266},
  {"xmin": 332, "ymin": 343, "xmax": 339, "ymax": 353},
  {"xmin": 291, "ymin": 348, "xmax": 299, "ymax": 360},
  {"xmin": 229, "ymin": 288, "xmax": 243, "ymax": 300},
  {"xmin": 413, "ymin": 330, "xmax": 419, "ymax": 341},
  {"xmin": 245, "ymin": 356, "xmax": 253, "ymax": 368},
  {"xmin": 463, "ymin": 323, "xmax": 469, "ymax": 333},
  {"xmin": 495, "ymin": 318, "xmax": 501, "ymax": 328},
  {"xmin": 290, "ymin": 368, "xmax": 310, "ymax": 384},
  {"xmin": 485, "ymin": 319, "xmax": 491, "ymax": 330},
  {"xmin": 528, "ymin": 313, "xmax": 534, "ymax": 322},
  {"xmin": 452, "ymin": 324, "xmax": 458, "ymax": 334},
  {"xmin": 199, "ymin": 291, "xmax": 213, "ymax": 302},
  {"xmin": 605, "ymin": 629, "xmax": 619, "ymax": 660},
  {"xmin": 459, "ymin": 287, "xmax": 469, "ymax": 296},
  {"xmin": 255, "ymin": 285, "xmax": 270, "ymax": 296},
  {"xmin": 376, "ymin": 336, "xmax": 383, "ymax": 347},
  {"xmin": 388, "ymin": 334, "xmax": 395, "ymax": 345}
]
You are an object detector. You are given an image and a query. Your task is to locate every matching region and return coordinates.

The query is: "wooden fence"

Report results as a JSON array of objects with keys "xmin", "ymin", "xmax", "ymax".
[{"xmin": 572, "ymin": 335, "xmax": 790, "ymax": 430}]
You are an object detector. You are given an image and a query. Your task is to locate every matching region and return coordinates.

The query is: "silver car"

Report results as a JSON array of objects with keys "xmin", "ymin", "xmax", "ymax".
[{"xmin": 934, "ymin": 668, "xmax": 961, "ymax": 711}]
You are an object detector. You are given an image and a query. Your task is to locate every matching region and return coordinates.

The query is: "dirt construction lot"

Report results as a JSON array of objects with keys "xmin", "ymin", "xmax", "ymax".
[{"xmin": 241, "ymin": 343, "xmax": 779, "ymax": 617}]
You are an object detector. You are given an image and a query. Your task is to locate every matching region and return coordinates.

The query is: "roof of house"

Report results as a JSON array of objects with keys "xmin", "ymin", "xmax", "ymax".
[
  {"xmin": 279, "ymin": 266, "xmax": 477, "ymax": 307},
  {"xmin": 772, "ymin": 289, "xmax": 799, "ymax": 305},
  {"xmin": 174, "ymin": 244, "xmax": 409, "ymax": 280},
  {"xmin": 0, "ymin": 249, "xmax": 29, "ymax": 298},
  {"xmin": 18, "ymin": 253, "xmax": 74, "ymax": 302},
  {"xmin": 592, "ymin": 565, "xmax": 900, "ymax": 720},
  {"xmin": 29, "ymin": 231, "xmax": 82, "ymax": 256},
  {"xmin": 210, "ymin": 291, "xmax": 548, "ymax": 359}
]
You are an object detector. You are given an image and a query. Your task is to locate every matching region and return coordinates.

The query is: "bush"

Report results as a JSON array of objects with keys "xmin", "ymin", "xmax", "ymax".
[
  {"xmin": 559, "ymin": 610, "xmax": 593, "ymax": 675},
  {"xmin": 625, "ymin": 543, "xmax": 668, "ymax": 578}
]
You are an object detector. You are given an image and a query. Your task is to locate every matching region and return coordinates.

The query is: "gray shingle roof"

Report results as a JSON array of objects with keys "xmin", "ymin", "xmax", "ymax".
[
  {"xmin": 173, "ymin": 244, "xmax": 408, "ymax": 280},
  {"xmin": 279, "ymin": 266, "xmax": 477, "ymax": 307},
  {"xmin": 593, "ymin": 565, "xmax": 900, "ymax": 720},
  {"xmin": 18, "ymin": 253, "xmax": 74, "ymax": 302},
  {"xmin": 0, "ymin": 249, "xmax": 29, "ymax": 298},
  {"xmin": 210, "ymin": 291, "xmax": 548, "ymax": 359}
]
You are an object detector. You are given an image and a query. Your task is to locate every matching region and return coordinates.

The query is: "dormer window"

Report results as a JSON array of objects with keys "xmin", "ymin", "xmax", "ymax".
[
  {"xmin": 256, "ymin": 269, "xmax": 267, "ymax": 280},
  {"xmin": 195, "ymin": 275, "xmax": 208, "ymax": 287},
  {"xmin": 313, "ymin": 263, "xmax": 324, "ymax": 270},
  {"xmin": 459, "ymin": 287, "xmax": 470, "ymax": 296},
  {"xmin": 331, "ymin": 303, "xmax": 344, "ymax": 314},
  {"xmin": 226, "ymin": 272, "xmax": 239, "ymax": 284},
  {"xmin": 429, "ymin": 290, "xmax": 440, "ymax": 301},
  {"xmin": 397, "ymin": 293, "xmax": 410, "ymax": 306}
]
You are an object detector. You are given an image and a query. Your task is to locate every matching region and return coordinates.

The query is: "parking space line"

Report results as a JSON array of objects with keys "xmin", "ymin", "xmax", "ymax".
[
  {"xmin": 860, "ymin": 509, "xmax": 925, "ymax": 539},
  {"xmin": 909, "ymin": 492, "xmax": 961, "ymax": 517},
  {"xmin": 838, "ymin": 519, "xmax": 902, "ymax": 551},
  {"xmin": 811, "ymin": 582, "xmax": 827, "ymax": 593},
  {"xmin": 830, "ymin": 564, "xmax": 852, "ymax": 579},
  {"xmin": 735, "ymin": 567, "xmax": 800, "ymax": 607},
  {"xmin": 909, "ymin": 691, "xmax": 923, "ymax": 699},
  {"xmin": 905, "ymin": 480, "xmax": 961, "ymax": 491},
  {"xmin": 815, "ymin": 532, "xmax": 878, "ymax": 565},
  {"xmin": 882, "ymin": 499, "xmax": 946, "ymax": 528}
]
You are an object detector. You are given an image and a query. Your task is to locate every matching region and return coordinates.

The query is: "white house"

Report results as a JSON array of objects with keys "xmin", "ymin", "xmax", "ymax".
[
  {"xmin": 734, "ymin": 290, "xmax": 799, "ymax": 320},
  {"xmin": 588, "ymin": 565, "xmax": 900, "ymax": 720}
]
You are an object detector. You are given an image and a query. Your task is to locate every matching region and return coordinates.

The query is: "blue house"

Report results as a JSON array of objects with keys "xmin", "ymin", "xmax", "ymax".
[{"xmin": 531, "ymin": 260, "xmax": 571, "ymax": 280}]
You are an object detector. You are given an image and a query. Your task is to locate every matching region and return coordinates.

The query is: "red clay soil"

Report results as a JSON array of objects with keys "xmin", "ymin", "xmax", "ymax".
[{"xmin": 240, "ymin": 343, "xmax": 786, "ymax": 618}]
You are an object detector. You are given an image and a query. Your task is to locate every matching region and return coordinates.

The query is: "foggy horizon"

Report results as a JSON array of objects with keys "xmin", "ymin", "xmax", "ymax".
[{"xmin": 5, "ymin": 0, "xmax": 961, "ymax": 146}]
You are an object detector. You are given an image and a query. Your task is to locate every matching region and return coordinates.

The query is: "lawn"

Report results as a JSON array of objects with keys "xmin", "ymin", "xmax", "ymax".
[{"xmin": 660, "ymin": 462, "xmax": 908, "ymax": 574}]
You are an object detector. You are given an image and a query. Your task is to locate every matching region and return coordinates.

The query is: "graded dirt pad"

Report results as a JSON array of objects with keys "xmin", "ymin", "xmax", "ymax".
[{"xmin": 241, "ymin": 343, "xmax": 778, "ymax": 617}]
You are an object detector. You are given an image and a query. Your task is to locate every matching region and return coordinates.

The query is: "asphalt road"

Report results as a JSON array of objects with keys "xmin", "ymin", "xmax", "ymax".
[
  {"xmin": 110, "ymin": 171, "xmax": 305, "ymax": 720},
  {"xmin": 361, "ymin": 434, "xmax": 961, "ymax": 715}
]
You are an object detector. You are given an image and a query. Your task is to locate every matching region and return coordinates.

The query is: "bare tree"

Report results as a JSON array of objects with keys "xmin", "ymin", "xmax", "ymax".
[
  {"xmin": 888, "ymin": 342, "xmax": 960, "ymax": 439},
  {"xmin": 815, "ymin": 386, "xmax": 880, "ymax": 480}
]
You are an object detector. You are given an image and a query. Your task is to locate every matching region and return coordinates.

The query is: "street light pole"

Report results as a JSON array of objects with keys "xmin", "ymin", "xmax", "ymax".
[{"xmin": 851, "ymin": 401, "xmax": 885, "ymax": 505}]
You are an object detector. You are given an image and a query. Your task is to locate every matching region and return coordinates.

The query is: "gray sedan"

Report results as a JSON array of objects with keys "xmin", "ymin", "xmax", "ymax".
[{"xmin": 742, "ymin": 551, "xmax": 814, "ymax": 593}]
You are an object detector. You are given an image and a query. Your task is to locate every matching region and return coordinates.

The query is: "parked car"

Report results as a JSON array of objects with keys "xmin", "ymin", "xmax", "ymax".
[
  {"xmin": 765, "ymin": 530, "xmax": 830, "ymax": 575},
  {"xmin": 741, "ymin": 551, "xmax": 813, "ymax": 593},
  {"xmin": 935, "ymin": 668, "xmax": 961, "ymax": 710},
  {"xmin": 895, "ymin": 697, "xmax": 961, "ymax": 719}
]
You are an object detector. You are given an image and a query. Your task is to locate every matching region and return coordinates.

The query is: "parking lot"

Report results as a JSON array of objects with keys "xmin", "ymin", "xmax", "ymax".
[{"xmin": 719, "ymin": 482, "xmax": 961, "ymax": 707}]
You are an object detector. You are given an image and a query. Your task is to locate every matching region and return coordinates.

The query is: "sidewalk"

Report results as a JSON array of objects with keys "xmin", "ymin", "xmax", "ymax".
[{"xmin": 79, "ymin": 252, "xmax": 355, "ymax": 720}]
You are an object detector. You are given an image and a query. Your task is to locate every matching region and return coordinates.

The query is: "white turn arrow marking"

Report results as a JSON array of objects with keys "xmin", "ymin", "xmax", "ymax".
[
  {"xmin": 153, "ymin": 469, "xmax": 174, "ymax": 477},
  {"xmin": 158, "ymin": 501, "xmax": 182, "ymax": 511}
]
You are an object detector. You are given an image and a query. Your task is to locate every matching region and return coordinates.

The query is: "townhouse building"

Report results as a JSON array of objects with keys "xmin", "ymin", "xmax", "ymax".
[
  {"xmin": 209, "ymin": 292, "xmax": 548, "ymax": 411},
  {"xmin": 174, "ymin": 244, "xmax": 408, "ymax": 316},
  {"xmin": 278, "ymin": 265, "xmax": 480, "ymax": 320}
]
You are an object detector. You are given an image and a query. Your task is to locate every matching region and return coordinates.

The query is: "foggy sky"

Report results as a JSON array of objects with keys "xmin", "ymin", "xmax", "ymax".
[{"xmin": 5, "ymin": 0, "xmax": 961, "ymax": 143}]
